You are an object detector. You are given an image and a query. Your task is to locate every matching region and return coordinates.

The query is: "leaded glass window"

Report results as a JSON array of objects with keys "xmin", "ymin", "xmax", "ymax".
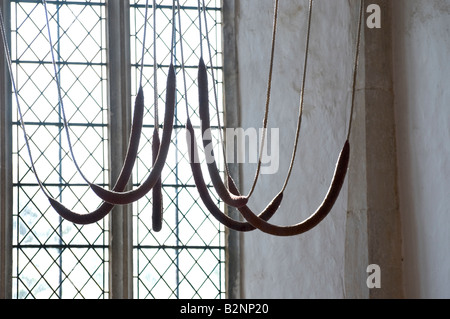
[
  {"xmin": 4, "ymin": 0, "xmax": 226, "ymax": 299},
  {"xmin": 11, "ymin": 0, "xmax": 109, "ymax": 299},
  {"xmin": 130, "ymin": 0, "xmax": 225, "ymax": 299}
]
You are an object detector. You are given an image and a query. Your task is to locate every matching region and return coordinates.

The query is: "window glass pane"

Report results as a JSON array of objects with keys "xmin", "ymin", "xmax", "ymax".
[
  {"xmin": 11, "ymin": 0, "xmax": 109, "ymax": 299},
  {"xmin": 9, "ymin": 0, "xmax": 225, "ymax": 300},
  {"xmin": 130, "ymin": 0, "xmax": 225, "ymax": 299}
]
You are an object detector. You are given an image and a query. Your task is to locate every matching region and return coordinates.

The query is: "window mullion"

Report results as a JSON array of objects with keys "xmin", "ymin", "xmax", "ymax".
[
  {"xmin": 222, "ymin": 0, "xmax": 240, "ymax": 300},
  {"xmin": 106, "ymin": 0, "xmax": 133, "ymax": 299},
  {"xmin": 0, "ymin": 0, "xmax": 13, "ymax": 300}
]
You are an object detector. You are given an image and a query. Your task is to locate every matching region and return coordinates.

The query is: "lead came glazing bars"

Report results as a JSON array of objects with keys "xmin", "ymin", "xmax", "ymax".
[
  {"xmin": 6, "ymin": 0, "xmax": 226, "ymax": 299},
  {"xmin": 130, "ymin": 0, "xmax": 225, "ymax": 299},
  {"xmin": 9, "ymin": 0, "xmax": 109, "ymax": 298}
]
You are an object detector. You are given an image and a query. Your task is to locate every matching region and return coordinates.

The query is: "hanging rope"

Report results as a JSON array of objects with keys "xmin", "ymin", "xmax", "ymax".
[
  {"xmin": 280, "ymin": 0, "xmax": 312, "ymax": 193},
  {"xmin": 190, "ymin": 0, "xmax": 363, "ymax": 236},
  {"xmin": 197, "ymin": 0, "xmax": 280, "ymax": 204},
  {"xmin": 347, "ymin": 0, "xmax": 364, "ymax": 141},
  {"xmin": 245, "ymin": 0, "xmax": 280, "ymax": 198},
  {"xmin": 42, "ymin": 0, "xmax": 166, "ymax": 210},
  {"xmin": 151, "ymin": 0, "xmax": 163, "ymax": 232},
  {"xmin": 231, "ymin": 0, "xmax": 363, "ymax": 236},
  {"xmin": 89, "ymin": 2, "xmax": 177, "ymax": 206},
  {"xmin": 186, "ymin": 0, "xmax": 312, "ymax": 235},
  {"xmin": 1, "ymin": 0, "xmax": 363, "ymax": 236},
  {"xmin": 43, "ymin": 0, "xmax": 147, "ymax": 187},
  {"xmin": 185, "ymin": 0, "xmax": 312, "ymax": 233},
  {"xmin": 0, "ymin": 7, "xmax": 49, "ymax": 199},
  {"xmin": 0, "ymin": 2, "xmax": 150, "ymax": 224},
  {"xmin": 196, "ymin": 0, "xmax": 248, "ymax": 208},
  {"xmin": 178, "ymin": 0, "xmax": 281, "ymax": 231}
]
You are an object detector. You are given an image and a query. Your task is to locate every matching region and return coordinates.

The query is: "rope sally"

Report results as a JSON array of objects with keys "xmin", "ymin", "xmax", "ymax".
[
  {"xmin": 89, "ymin": 2, "xmax": 177, "ymax": 206},
  {"xmin": 196, "ymin": 0, "xmax": 248, "ymax": 208},
  {"xmin": 178, "ymin": 1, "xmax": 280, "ymax": 231},
  {"xmin": 196, "ymin": 0, "xmax": 280, "ymax": 207}
]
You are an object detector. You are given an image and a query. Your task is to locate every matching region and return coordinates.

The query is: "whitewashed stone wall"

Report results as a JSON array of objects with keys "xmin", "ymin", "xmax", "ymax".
[
  {"xmin": 235, "ymin": 0, "xmax": 358, "ymax": 298},
  {"xmin": 393, "ymin": 0, "xmax": 450, "ymax": 299}
]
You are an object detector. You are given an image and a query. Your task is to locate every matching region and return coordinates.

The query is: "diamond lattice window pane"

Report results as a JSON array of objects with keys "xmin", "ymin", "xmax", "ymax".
[
  {"xmin": 131, "ymin": 0, "xmax": 225, "ymax": 299},
  {"xmin": 11, "ymin": 0, "xmax": 226, "ymax": 300},
  {"xmin": 12, "ymin": 0, "xmax": 109, "ymax": 299}
]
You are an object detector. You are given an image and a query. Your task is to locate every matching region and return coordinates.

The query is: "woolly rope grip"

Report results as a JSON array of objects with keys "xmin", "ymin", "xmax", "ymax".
[
  {"xmin": 198, "ymin": 58, "xmax": 248, "ymax": 208},
  {"xmin": 186, "ymin": 119, "xmax": 283, "ymax": 232},
  {"xmin": 48, "ymin": 88, "xmax": 145, "ymax": 224},
  {"xmin": 174, "ymin": 1, "xmax": 279, "ymax": 231},
  {"xmin": 197, "ymin": 0, "xmax": 280, "ymax": 201},
  {"xmin": 90, "ymin": 0, "xmax": 178, "ymax": 206},
  {"xmin": 40, "ymin": 0, "xmax": 151, "ymax": 223},
  {"xmin": 90, "ymin": 64, "xmax": 176, "ymax": 205},
  {"xmin": 42, "ymin": 0, "xmax": 147, "ymax": 194},
  {"xmin": 237, "ymin": 141, "xmax": 350, "ymax": 236},
  {"xmin": 233, "ymin": 0, "xmax": 362, "ymax": 236},
  {"xmin": 152, "ymin": 130, "xmax": 163, "ymax": 232}
]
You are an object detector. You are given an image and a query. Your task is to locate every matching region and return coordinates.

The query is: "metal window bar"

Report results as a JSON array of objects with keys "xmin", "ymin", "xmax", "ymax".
[
  {"xmin": 10, "ymin": 0, "xmax": 109, "ymax": 299},
  {"xmin": 130, "ymin": 0, "xmax": 225, "ymax": 299}
]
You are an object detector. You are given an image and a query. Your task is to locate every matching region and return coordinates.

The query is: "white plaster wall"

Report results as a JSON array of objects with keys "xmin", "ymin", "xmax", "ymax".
[
  {"xmin": 392, "ymin": 1, "xmax": 450, "ymax": 298},
  {"xmin": 236, "ymin": 0, "xmax": 359, "ymax": 298}
]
